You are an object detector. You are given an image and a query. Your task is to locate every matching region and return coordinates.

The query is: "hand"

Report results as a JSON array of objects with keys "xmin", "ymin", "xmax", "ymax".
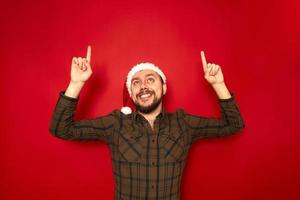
[
  {"xmin": 201, "ymin": 51, "xmax": 224, "ymax": 86},
  {"xmin": 70, "ymin": 46, "xmax": 92, "ymax": 83}
]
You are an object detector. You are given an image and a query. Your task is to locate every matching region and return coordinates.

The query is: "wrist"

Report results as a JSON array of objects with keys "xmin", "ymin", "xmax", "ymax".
[
  {"xmin": 211, "ymin": 82, "xmax": 231, "ymax": 99},
  {"xmin": 212, "ymin": 82, "xmax": 226, "ymax": 89},
  {"xmin": 70, "ymin": 80, "xmax": 85, "ymax": 87},
  {"xmin": 65, "ymin": 81, "xmax": 85, "ymax": 98}
]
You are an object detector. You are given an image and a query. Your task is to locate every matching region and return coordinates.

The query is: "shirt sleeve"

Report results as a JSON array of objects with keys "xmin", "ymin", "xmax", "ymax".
[
  {"xmin": 181, "ymin": 94, "xmax": 245, "ymax": 142},
  {"xmin": 48, "ymin": 91, "xmax": 117, "ymax": 143}
]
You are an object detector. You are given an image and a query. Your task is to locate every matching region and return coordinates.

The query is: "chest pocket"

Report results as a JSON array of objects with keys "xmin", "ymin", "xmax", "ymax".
[
  {"xmin": 118, "ymin": 130, "xmax": 142, "ymax": 162},
  {"xmin": 160, "ymin": 131, "xmax": 185, "ymax": 162}
]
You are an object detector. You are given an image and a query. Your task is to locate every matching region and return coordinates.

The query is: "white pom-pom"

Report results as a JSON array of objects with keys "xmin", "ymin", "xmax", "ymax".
[{"xmin": 121, "ymin": 106, "xmax": 132, "ymax": 115}]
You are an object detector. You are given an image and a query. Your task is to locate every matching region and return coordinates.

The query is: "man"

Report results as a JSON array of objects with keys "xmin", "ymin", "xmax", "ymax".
[{"xmin": 49, "ymin": 46, "xmax": 245, "ymax": 200}]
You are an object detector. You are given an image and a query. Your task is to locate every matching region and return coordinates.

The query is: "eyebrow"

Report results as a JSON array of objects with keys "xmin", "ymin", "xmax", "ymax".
[{"xmin": 145, "ymin": 73, "xmax": 157, "ymax": 78}]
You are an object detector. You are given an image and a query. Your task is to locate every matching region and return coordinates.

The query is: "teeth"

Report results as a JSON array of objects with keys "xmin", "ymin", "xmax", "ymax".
[{"xmin": 140, "ymin": 94, "xmax": 151, "ymax": 98}]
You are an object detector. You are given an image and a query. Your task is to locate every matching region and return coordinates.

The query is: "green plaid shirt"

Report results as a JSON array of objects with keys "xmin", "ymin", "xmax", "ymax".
[{"xmin": 49, "ymin": 91, "xmax": 245, "ymax": 200}]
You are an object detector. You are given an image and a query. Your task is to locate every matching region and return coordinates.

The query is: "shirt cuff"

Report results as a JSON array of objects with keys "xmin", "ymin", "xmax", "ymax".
[
  {"xmin": 218, "ymin": 92, "xmax": 235, "ymax": 102},
  {"xmin": 58, "ymin": 91, "xmax": 79, "ymax": 107},
  {"xmin": 60, "ymin": 91, "xmax": 79, "ymax": 101}
]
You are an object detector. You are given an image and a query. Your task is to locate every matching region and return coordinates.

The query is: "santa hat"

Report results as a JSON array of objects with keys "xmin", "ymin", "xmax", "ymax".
[
  {"xmin": 121, "ymin": 62, "xmax": 167, "ymax": 115},
  {"xmin": 121, "ymin": 80, "xmax": 134, "ymax": 114}
]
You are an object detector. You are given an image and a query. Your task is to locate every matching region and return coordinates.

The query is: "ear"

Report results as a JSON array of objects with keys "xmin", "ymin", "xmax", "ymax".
[{"xmin": 163, "ymin": 83, "xmax": 167, "ymax": 95}]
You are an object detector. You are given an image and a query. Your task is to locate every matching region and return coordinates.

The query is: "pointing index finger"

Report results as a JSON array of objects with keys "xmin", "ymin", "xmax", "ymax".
[
  {"xmin": 201, "ymin": 51, "xmax": 207, "ymax": 71},
  {"xmin": 86, "ymin": 45, "xmax": 91, "ymax": 62}
]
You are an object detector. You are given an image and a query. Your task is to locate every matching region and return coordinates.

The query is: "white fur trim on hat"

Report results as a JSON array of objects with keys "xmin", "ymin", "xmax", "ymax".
[{"xmin": 126, "ymin": 62, "xmax": 166, "ymax": 95}]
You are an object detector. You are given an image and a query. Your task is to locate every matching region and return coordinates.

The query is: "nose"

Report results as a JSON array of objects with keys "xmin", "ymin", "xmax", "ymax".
[{"xmin": 140, "ymin": 79, "xmax": 148, "ymax": 89}]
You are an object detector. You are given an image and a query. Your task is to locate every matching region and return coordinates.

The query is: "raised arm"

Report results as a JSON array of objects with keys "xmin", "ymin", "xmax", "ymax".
[
  {"xmin": 49, "ymin": 46, "xmax": 117, "ymax": 142},
  {"xmin": 182, "ymin": 51, "xmax": 245, "ymax": 142}
]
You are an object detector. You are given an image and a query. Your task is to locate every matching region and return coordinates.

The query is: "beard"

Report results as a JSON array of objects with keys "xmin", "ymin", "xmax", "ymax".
[{"xmin": 133, "ymin": 90, "xmax": 164, "ymax": 114}]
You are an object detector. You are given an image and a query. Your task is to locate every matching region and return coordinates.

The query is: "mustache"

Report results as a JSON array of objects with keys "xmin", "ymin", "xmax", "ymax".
[{"xmin": 137, "ymin": 89, "xmax": 154, "ymax": 97}]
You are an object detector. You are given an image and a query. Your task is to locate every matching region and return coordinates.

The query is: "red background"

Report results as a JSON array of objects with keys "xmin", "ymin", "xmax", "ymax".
[{"xmin": 1, "ymin": 0, "xmax": 300, "ymax": 199}]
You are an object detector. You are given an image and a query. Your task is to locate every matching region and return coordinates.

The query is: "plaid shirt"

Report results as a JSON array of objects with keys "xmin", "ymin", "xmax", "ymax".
[{"xmin": 49, "ymin": 91, "xmax": 245, "ymax": 200}]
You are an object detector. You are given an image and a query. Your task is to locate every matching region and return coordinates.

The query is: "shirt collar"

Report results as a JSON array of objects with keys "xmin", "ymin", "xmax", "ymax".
[{"xmin": 132, "ymin": 108, "xmax": 166, "ymax": 121}]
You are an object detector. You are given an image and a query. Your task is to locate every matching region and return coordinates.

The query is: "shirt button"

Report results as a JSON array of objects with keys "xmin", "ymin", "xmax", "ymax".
[
  {"xmin": 151, "ymin": 185, "xmax": 155, "ymax": 189},
  {"xmin": 152, "ymin": 139, "xmax": 155, "ymax": 143},
  {"xmin": 170, "ymin": 135, "xmax": 176, "ymax": 140},
  {"xmin": 152, "ymin": 162, "xmax": 155, "ymax": 166},
  {"xmin": 130, "ymin": 135, "xmax": 137, "ymax": 140}
]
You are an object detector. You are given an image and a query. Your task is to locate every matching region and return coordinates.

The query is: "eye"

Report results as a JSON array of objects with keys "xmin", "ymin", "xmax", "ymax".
[
  {"xmin": 147, "ymin": 77, "xmax": 155, "ymax": 84},
  {"xmin": 132, "ymin": 80, "xmax": 141, "ymax": 87}
]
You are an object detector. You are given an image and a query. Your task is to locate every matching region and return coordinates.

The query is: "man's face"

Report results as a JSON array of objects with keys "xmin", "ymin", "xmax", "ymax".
[{"xmin": 130, "ymin": 70, "xmax": 167, "ymax": 114}]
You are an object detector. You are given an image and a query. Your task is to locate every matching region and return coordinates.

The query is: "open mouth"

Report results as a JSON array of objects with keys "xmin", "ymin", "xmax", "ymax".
[{"xmin": 137, "ymin": 91, "xmax": 154, "ymax": 102}]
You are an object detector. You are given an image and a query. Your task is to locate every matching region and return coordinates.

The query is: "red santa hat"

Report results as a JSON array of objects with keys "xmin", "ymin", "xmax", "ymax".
[{"xmin": 121, "ymin": 62, "xmax": 167, "ymax": 114}]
